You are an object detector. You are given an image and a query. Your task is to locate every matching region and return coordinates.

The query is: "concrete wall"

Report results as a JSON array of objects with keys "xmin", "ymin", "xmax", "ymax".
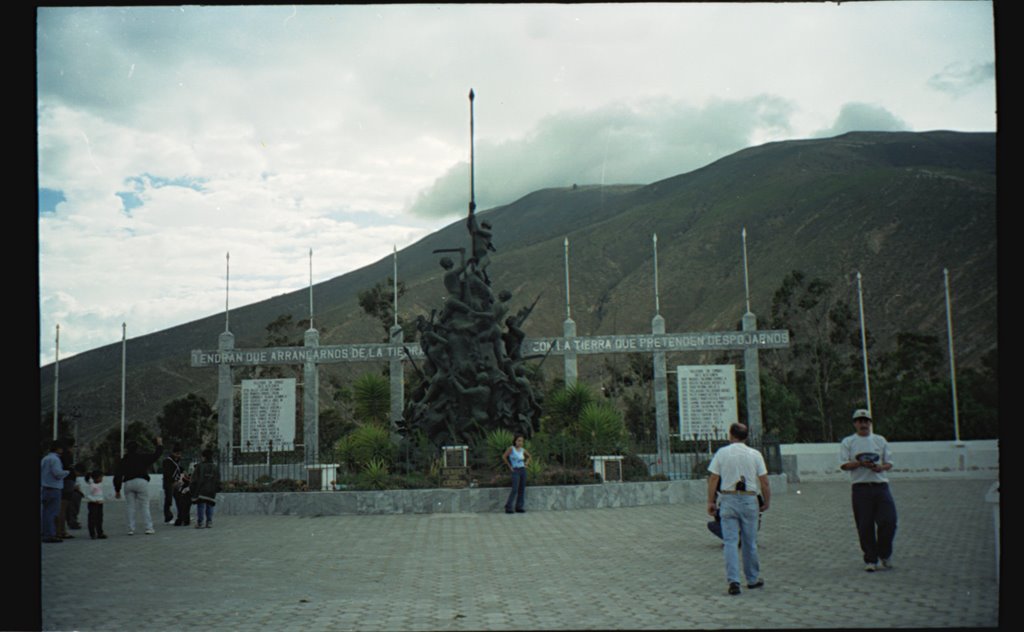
[
  {"xmin": 780, "ymin": 439, "xmax": 998, "ymax": 482},
  {"xmin": 217, "ymin": 474, "xmax": 788, "ymax": 517}
]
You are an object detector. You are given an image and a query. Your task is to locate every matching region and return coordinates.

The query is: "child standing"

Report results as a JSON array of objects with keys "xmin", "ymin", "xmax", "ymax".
[
  {"xmin": 83, "ymin": 470, "xmax": 107, "ymax": 539},
  {"xmin": 191, "ymin": 449, "xmax": 220, "ymax": 528}
]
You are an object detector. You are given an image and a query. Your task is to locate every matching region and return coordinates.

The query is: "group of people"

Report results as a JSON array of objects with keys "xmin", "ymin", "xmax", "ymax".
[
  {"xmin": 706, "ymin": 409, "xmax": 898, "ymax": 595},
  {"xmin": 40, "ymin": 436, "xmax": 221, "ymax": 542}
]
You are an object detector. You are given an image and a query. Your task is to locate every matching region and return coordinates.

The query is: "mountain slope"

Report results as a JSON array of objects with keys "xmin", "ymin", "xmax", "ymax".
[{"xmin": 39, "ymin": 131, "xmax": 997, "ymax": 450}]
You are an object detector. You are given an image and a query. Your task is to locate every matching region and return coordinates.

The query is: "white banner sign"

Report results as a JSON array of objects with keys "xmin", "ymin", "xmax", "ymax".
[
  {"xmin": 240, "ymin": 378, "xmax": 296, "ymax": 452},
  {"xmin": 677, "ymin": 365, "xmax": 737, "ymax": 438}
]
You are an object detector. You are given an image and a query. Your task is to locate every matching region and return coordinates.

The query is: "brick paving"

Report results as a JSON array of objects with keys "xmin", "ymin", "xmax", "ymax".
[{"xmin": 39, "ymin": 478, "xmax": 999, "ymax": 630}]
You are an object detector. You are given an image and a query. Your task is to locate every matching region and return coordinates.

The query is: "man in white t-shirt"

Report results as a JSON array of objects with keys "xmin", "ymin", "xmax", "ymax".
[
  {"xmin": 707, "ymin": 423, "xmax": 771, "ymax": 595},
  {"xmin": 839, "ymin": 408, "xmax": 897, "ymax": 572}
]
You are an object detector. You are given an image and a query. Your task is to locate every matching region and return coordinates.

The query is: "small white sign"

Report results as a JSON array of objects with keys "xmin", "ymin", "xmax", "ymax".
[
  {"xmin": 677, "ymin": 365, "xmax": 738, "ymax": 438},
  {"xmin": 241, "ymin": 378, "xmax": 296, "ymax": 452}
]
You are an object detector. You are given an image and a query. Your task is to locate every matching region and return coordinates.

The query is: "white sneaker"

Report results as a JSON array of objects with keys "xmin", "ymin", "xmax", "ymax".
[
  {"xmin": 864, "ymin": 563, "xmax": 878, "ymax": 572},
  {"xmin": 127, "ymin": 530, "xmax": 134, "ymax": 536},
  {"xmin": 144, "ymin": 528, "xmax": 155, "ymax": 535}
]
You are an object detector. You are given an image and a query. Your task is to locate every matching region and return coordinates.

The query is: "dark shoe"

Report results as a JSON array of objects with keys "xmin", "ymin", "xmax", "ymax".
[
  {"xmin": 97, "ymin": 534, "xmax": 107, "ymax": 539},
  {"xmin": 505, "ymin": 509, "xmax": 513, "ymax": 514},
  {"xmin": 515, "ymin": 509, "xmax": 526, "ymax": 513},
  {"xmin": 69, "ymin": 523, "xmax": 82, "ymax": 529},
  {"xmin": 205, "ymin": 523, "xmax": 212, "ymax": 528},
  {"xmin": 195, "ymin": 522, "xmax": 203, "ymax": 529},
  {"xmin": 728, "ymin": 582, "xmax": 741, "ymax": 595},
  {"xmin": 747, "ymin": 579, "xmax": 764, "ymax": 589},
  {"xmin": 61, "ymin": 534, "xmax": 74, "ymax": 539},
  {"xmin": 42, "ymin": 537, "xmax": 62, "ymax": 543}
]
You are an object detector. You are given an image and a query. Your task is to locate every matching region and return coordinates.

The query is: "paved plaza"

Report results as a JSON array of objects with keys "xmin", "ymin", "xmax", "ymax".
[{"xmin": 39, "ymin": 478, "xmax": 998, "ymax": 630}]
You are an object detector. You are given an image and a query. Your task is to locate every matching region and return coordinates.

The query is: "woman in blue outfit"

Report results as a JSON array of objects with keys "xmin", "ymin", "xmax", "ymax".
[{"xmin": 502, "ymin": 434, "xmax": 532, "ymax": 513}]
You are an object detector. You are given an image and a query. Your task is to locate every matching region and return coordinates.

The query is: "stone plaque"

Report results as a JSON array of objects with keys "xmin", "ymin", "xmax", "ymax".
[
  {"xmin": 440, "ymin": 467, "xmax": 469, "ymax": 488},
  {"xmin": 677, "ymin": 365, "xmax": 738, "ymax": 438},
  {"xmin": 241, "ymin": 378, "xmax": 296, "ymax": 452}
]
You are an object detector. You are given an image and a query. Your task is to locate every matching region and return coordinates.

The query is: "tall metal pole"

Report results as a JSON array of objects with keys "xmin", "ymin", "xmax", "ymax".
[
  {"xmin": 944, "ymin": 268, "xmax": 962, "ymax": 443},
  {"xmin": 742, "ymin": 227, "xmax": 751, "ymax": 314},
  {"xmin": 564, "ymin": 237, "xmax": 571, "ymax": 320},
  {"xmin": 468, "ymin": 89, "xmax": 475, "ymax": 214},
  {"xmin": 653, "ymin": 233, "xmax": 661, "ymax": 315},
  {"xmin": 393, "ymin": 245, "xmax": 399, "ymax": 327},
  {"xmin": 53, "ymin": 324, "xmax": 60, "ymax": 440},
  {"xmin": 856, "ymin": 272, "xmax": 872, "ymax": 413},
  {"xmin": 309, "ymin": 248, "xmax": 314, "ymax": 330},
  {"xmin": 225, "ymin": 252, "xmax": 231, "ymax": 333},
  {"xmin": 120, "ymin": 322, "xmax": 127, "ymax": 457}
]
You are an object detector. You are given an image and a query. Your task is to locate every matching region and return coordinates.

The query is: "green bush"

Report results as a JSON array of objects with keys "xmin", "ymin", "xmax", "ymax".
[
  {"xmin": 353, "ymin": 373, "xmax": 391, "ymax": 425},
  {"xmin": 336, "ymin": 424, "xmax": 397, "ymax": 471},
  {"xmin": 542, "ymin": 382, "xmax": 596, "ymax": 435},
  {"xmin": 575, "ymin": 401, "xmax": 627, "ymax": 455},
  {"xmin": 485, "ymin": 429, "xmax": 515, "ymax": 470},
  {"xmin": 357, "ymin": 457, "xmax": 391, "ymax": 490}
]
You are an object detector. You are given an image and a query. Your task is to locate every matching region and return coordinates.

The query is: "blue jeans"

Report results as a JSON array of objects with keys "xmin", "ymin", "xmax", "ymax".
[
  {"xmin": 505, "ymin": 468, "xmax": 526, "ymax": 512},
  {"xmin": 719, "ymin": 494, "xmax": 761, "ymax": 585},
  {"xmin": 852, "ymin": 483, "xmax": 897, "ymax": 563},
  {"xmin": 41, "ymin": 487, "xmax": 61, "ymax": 539},
  {"xmin": 196, "ymin": 502, "xmax": 214, "ymax": 525}
]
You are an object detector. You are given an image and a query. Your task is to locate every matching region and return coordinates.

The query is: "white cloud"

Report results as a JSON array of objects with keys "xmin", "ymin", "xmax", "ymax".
[{"xmin": 37, "ymin": 3, "xmax": 996, "ymax": 364}]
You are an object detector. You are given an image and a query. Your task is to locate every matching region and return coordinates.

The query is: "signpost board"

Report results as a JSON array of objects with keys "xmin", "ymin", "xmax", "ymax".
[
  {"xmin": 240, "ymin": 378, "xmax": 296, "ymax": 452},
  {"xmin": 677, "ymin": 365, "xmax": 738, "ymax": 438}
]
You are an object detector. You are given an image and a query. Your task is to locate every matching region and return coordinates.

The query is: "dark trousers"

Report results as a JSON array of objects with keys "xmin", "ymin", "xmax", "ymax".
[
  {"xmin": 505, "ymin": 467, "xmax": 526, "ymax": 512},
  {"xmin": 87, "ymin": 503, "xmax": 104, "ymax": 538},
  {"xmin": 68, "ymin": 490, "xmax": 83, "ymax": 527},
  {"xmin": 174, "ymin": 491, "xmax": 192, "ymax": 525},
  {"xmin": 852, "ymin": 483, "xmax": 898, "ymax": 563},
  {"xmin": 163, "ymin": 487, "xmax": 175, "ymax": 522}
]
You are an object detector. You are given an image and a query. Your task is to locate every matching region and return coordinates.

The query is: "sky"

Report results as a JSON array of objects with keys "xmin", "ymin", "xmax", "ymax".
[{"xmin": 37, "ymin": 3, "xmax": 996, "ymax": 366}]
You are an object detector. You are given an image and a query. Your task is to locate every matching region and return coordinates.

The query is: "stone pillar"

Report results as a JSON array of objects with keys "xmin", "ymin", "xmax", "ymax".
[
  {"xmin": 217, "ymin": 331, "xmax": 235, "ymax": 466},
  {"xmin": 303, "ymin": 328, "xmax": 320, "ymax": 466},
  {"xmin": 389, "ymin": 324, "xmax": 405, "ymax": 432},
  {"xmin": 563, "ymin": 318, "xmax": 577, "ymax": 387},
  {"xmin": 652, "ymin": 314, "xmax": 671, "ymax": 476},
  {"xmin": 742, "ymin": 312, "xmax": 763, "ymax": 446}
]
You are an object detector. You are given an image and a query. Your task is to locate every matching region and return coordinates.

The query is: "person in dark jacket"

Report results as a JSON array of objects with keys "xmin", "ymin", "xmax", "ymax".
[
  {"xmin": 114, "ymin": 436, "xmax": 164, "ymax": 535},
  {"xmin": 162, "ymin": 445, "xmax": 187, "ymax": 525},
  {"xmin": 191, "ymin": 448, "xmax": 220, "ymax": 528}
]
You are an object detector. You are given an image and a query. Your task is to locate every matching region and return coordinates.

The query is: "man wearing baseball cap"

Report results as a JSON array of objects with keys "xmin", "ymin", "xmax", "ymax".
[{"xmin": 839, "ymin": 409, "xmax": 897, "ymax": 572}]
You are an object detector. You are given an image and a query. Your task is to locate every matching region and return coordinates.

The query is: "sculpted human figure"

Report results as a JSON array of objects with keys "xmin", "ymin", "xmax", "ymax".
[{"xmin": 467, "ymin": 210, "xmax": 496, "ymax": 284}]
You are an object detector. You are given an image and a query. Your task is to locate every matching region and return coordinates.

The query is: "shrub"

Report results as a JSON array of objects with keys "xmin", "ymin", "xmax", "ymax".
[
  {"xmin": 357, "ymin": 457, "xmax": 391, "ymax": 490},
  {"xmin": 485, "ymin": 429, "xmax": 515, "ymax": 470},
  {"xmin": 542, "ymin": 383, "xmax": 596, "ymax": 435},
  {"xmin": 337, "ymin": 424, "xmax": 397, "ymax": 471},
  {"xmin": 576, "ymin": 401, "xmax": 627, "ymax": 455}
]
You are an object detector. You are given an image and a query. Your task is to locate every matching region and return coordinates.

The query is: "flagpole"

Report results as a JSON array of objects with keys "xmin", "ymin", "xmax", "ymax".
[
  {"xmin": 309, "ymin": 248, "xmax": 314, "ymax": 330},
  {"xmin": 53, "ymin": 324, "xmax": 60, "ymax": 440},
  {"xmin": 742, "ymin": 227, "xmax": 751, "ymax": 314},
  {"xmin": 856, "ymin": 272, "xmax": 872, "ymax": 413},
  {"xmin": 564, "ymin": 237, "xmax": 571, "ymax": 320},
  {"xmin": 469, "ymin": 89, "xmax": 475, "ymax": 214},
  {"xmin": 225, "ymin": 252, "xmax": 231, "ymax": 333},
  {"xmin": 653, "ymin": 233, "xmax": 660, "ymax": 315},
  {"xmin": 944, "ymin": 268, "xmax": 962, "ymax": 443},
  {"xmin": 393, "ymin": 245, "xmax": 399, "ymax": 327},
  {"xmin": 120, "ymin": 322, "xmax": 127, "ymax": 457}
]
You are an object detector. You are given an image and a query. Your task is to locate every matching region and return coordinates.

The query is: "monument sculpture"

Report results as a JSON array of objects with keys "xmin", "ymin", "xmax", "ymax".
[
  {"xmin": 404, "ymin": 211, "xmax": 543, "ymax": 447},
  {"xmin": 403, "ymin": 90, "xmax": 543, "ymax": 447}
]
